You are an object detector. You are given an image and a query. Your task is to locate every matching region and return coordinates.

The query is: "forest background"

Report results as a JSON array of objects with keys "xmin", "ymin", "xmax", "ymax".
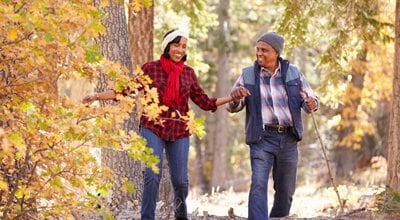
[{"xmin": 1, "ymin": 0, "xmax": 399, "ymax": 219}]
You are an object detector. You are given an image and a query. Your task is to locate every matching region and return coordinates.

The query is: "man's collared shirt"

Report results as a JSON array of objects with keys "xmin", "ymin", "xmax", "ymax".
[{"xmin": 231, "ymin": 62, "xmax": 317, "ymax": 126}]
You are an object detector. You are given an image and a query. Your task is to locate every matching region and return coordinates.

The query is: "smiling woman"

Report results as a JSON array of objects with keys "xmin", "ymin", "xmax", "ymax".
[{"xmin": 82, "ymin": 29, "xmax": 249, "ymax": 220}]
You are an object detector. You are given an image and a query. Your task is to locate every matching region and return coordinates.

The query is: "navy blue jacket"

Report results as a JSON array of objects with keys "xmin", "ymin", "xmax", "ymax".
[{"xmin": 229, "ymin": 58, "xmax": 309, "ymax": 144}]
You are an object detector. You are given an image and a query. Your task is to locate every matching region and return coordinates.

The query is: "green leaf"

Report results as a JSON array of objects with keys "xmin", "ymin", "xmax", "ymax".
[
  {"xmin": 10, "ymin": 133, "xmax": 24, "ymax": 147},
  {"xmin": 97, "ymin": 185, "xmax": 109, "ymax": 197},
  {"xmin": 51, "ymin": 177, "xmax": 62, "ymax": 188},
  {"xmin": 126, "ymin": 181, "xmax": 135, "ymax": 193},
  {"xmin": 84, "ymin": 45, "xmax": 102, "ymax": 63},
  {"xmin": 108, "ymin": 71, "xmax": 117, "ymax": 79},
  {"xmin": 44, "ymin": 33, "xmax": 54, "ymax": 42},
  {"xmin": 91, "ymin": 21, "xmax": 106, "ymax": 34},
  {"xmin": 21, "ymin": 102, "xmax": 35, "ymax": 113}
]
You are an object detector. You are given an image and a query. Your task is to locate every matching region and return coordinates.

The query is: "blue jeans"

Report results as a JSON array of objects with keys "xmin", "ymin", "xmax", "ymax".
[
  {"xmin": 140, "ymin": 128, "xmax": 190, "ymax": 220},
  {"xmin": 248, "ymin": 130, "xmax": 298, "ymax": 220}
]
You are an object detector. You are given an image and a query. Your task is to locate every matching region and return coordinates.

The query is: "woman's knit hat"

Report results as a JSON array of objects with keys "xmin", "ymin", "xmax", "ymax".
[
  {"xmin": 161, "ymin": 29, "xmax": 188, "ymax": 52},
  {"xmin": 257, "ymin": 32, "xmax": 284, "ymax": 54}
]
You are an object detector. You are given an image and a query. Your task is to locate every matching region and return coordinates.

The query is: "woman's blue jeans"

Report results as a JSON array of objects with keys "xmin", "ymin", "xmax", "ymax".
[
  {"xmin": 248, "ymin": 130, "xmax": 299, "ymax": 220},
  {"xmin": 140, "ymin": 127, "xmax": 190, "ymax": 220}
]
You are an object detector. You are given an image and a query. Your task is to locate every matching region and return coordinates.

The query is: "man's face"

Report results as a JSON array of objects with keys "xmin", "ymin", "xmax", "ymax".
[{"xmin": 256, "ymin": 41, "xmax": 279, "ymax": 68}]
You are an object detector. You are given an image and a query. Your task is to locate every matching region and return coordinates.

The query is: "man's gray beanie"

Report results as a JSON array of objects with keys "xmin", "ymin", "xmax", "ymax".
[{"xmin": 257, "ymin": 32, "xmax": 284, "ymax": 54}]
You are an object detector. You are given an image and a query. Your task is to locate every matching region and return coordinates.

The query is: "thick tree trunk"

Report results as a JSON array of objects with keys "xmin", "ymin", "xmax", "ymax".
[
  {"xmin": 386, "ymin": 0, "xmax": 400, "ymax": 191},
  {"xmin": 210, "ymin": 0, "xmax": 230, "ymax": 190},
  {"xmin": 128, "ymin": 2, "xmax": 154, "ymax": 68},
  {"xmin": 94, "ymin": 0, "xmax": 138, "ymax": 211}
]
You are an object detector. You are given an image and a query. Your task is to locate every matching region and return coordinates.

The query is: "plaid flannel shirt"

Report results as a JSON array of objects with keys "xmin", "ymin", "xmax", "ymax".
[{"xmin": 140, "ymin": 60, "xmax": 217, "ymax": 141}]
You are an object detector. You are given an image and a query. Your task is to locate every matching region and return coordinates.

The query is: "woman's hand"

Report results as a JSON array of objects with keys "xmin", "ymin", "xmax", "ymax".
[{"xmin": 82, "ymin": 93, "xmax": 99, "ymax": 105}]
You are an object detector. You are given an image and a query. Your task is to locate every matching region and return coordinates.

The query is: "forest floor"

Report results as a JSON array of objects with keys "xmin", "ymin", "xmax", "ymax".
[
  {"xmin": 184, "ymin": 183, "xmax": 400, "ymax": 220},
  {"xmin": 110, "ymin": 182, "xmax": 399, "ymax": 220},
  {"xmin": 76, "ymin": 156, "xmax": 400, "ymax": 220},
  {"xmin": 181, "ymin": 158, "xmax": 400, "ymax": 220}
]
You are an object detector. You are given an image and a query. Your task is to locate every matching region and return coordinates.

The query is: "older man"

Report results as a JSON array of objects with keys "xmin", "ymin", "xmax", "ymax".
[{"xmin": 227, "ymin": 32, "xmax": 319, "ymax": 220}]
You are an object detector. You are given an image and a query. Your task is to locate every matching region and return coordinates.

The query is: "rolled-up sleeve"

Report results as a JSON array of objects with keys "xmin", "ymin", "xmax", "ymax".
[
  {"xmin": 299, "ymin": 72, "xmax": 320, "ymax": 113},
  {"xmin": 226, "ymin": 74, "xmax": 246, "ymax": 113}
]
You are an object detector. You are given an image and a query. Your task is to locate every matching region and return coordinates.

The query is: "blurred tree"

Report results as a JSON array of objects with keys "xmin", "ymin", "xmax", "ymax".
[
  {"xmin": 210, "ymin": 0, "xmax": 230, "ymax": 190},
  {"xmin": 276, "ymin": 0, "xmax": 394, "ymax": 179},
  {"xmin": 386, "ymin": 0, "xmax": 400, "ymax": 191}
]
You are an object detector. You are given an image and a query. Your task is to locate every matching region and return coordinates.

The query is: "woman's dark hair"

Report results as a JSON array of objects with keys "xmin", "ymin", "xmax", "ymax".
[{"xmin": 162, "ymin": 30, "xmax": 187, "ymax": 61}]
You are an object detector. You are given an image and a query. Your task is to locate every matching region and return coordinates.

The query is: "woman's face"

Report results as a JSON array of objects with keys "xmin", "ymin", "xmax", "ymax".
[{"xmin": 168, "ymin": 37, "xmax": 187, "ymax": 63}]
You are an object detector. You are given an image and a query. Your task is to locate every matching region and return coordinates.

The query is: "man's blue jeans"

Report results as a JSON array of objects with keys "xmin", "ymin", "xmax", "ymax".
[
  {"xmin": 248, "ymin": 130, "xmax": 298, "ymax": 220},
  {"xmin": 140, "ymin": 128, "xmax": 190, "ymax": 220}
]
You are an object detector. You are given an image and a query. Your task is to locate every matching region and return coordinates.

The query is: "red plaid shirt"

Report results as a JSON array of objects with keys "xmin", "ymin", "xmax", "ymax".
[{"xmin": 140, "ymin": 60, "xmax": 217, "ymax": 141}]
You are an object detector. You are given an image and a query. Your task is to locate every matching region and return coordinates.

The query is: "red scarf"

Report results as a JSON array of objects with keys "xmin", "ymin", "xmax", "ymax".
[{"xmin": 160, "ymin": 55, "xmax": 184, "ymax": 107}]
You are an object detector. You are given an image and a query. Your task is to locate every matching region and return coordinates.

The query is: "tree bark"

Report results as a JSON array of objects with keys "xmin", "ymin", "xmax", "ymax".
[
  {"xmin": 94, "ymin": 0, "xmax": 138, "ymax": 211},
  {"xmin": 128, "ymin": 1, "xmax": 154, "ymax": 68},
  {"xmin": 386, "ymin": 0, "xmax": 400, "ymax": 191}
]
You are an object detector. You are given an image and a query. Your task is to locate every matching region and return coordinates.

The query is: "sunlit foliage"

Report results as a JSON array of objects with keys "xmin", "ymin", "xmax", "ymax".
[
  {"xmin": 276, "ymin": 0, "xmax": 395, "ymax": 148},
  {"xmin": 0, "ymin": 0, "xmax": 161, "ymax": 218}
]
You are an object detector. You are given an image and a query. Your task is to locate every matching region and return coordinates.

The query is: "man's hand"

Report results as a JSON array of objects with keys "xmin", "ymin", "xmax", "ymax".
[
  {"xmin": 304, "ymin": 97, "xmax": 318, "ymax": 112},
  {"xmin": 230, "ymin": 86, "xmax": 251, "ymax": 101}
]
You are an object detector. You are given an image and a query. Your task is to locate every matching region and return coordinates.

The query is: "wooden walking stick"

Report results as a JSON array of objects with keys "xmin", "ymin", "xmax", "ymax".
[{"xmin": 302, "ymin": 89, "xmax": 345, "ymax": 214}]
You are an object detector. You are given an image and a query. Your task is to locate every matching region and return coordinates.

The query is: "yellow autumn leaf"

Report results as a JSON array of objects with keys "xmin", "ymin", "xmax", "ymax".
[
  {"xmin": 100, "ymin": 0, "xmax": 109, "ymax": 7},
  {"xmin": 119, "ymin": 129, "xmax": 126, "ymax": 137},
  {"xmin": 15, "ymin": 188, "xmax": 24, "ymax": 199},
  {"xmin": 0, "ymin": 180, "xmax": 8, "ymax": 191},
  {"xmin": 183, "ymin": 110, "xmax": 206, "ymax": 139},
  {"xmin": 7, "ymin": 29, "xmax": 18, "ymax": 41},
  {"xmin": 129, "ymin": 0, "xmax": 142, "ymax": 12}
]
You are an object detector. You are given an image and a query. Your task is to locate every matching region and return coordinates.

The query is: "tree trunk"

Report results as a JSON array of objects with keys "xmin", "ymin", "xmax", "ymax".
[
  {"xmin": 386, "ymin": 0, "xmax": 400, "ymax": 191},
  {"xmin": 128, "ymin": 1, "xmax": 174, "ymax": 215},
  {"xmin": 210, "ymin": 0, "xmax": 230, "ymax": 190},
  {"xmin": 94, "ymin": 0, "xmax": 138, "ymax": 212},
  {"xmin": 205, "ymin": 113, "xmax": 216, "ymax": 191},
  {"xmin": 190, "ymin": 104, "xmax": 208, "ymax": 193},
  {"xmin": 125, "ymin": 0, "xmax": 157, "ymax": 205},
  {"xmin": 334, "ymin": 47, "xmax": 369, "ymax": 179},
  {"xmin": 128, "ymin": 1, "xmax": 154, "ymax": 68}
]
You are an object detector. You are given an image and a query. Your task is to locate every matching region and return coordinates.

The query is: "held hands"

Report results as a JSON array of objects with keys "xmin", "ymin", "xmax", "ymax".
[
  {"xmin": 304, "ymin": 97, "xmax": 318, "ymax": 112},
  {"xmin": 82, "ymin": 93, "xmax": 99, "ymax": 105},
  {"xmin": 230, "ymin": 86, "xmax": 251, "ymax": 101}
]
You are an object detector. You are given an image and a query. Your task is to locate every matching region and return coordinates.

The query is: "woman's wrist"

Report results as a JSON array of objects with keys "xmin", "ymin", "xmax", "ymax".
[{"xmin": 95, "ymin": 93, "xmax": 100, "ymax": 100}]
